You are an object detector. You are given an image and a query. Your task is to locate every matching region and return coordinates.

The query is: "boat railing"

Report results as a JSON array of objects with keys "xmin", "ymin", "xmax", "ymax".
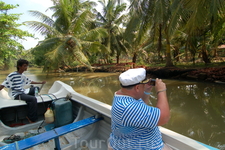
[{"xmin": 0, "ymin": 116, "xmax": 103, "ymax": 150}]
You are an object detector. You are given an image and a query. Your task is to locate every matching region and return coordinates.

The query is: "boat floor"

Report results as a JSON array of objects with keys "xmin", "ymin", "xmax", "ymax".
[
  {"xmin": 0, "ymin": 125, "xmax": 108, "ymax": 150},
  {"xmin": 27, "ymin": 130, "xmax": 108, "ymax": 150},
  {"xmin": 0, "ymin": 102, "xmax": 111, "ymax": 150}
]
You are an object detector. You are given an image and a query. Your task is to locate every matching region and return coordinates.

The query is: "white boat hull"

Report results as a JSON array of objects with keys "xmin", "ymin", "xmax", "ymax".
[{"xmin": 0, "ymin": 81, "xmax": 218, "ymax": 150}]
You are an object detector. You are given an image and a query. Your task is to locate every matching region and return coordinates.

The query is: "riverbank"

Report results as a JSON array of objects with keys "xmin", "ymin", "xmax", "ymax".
[
  {"xmin": 67, "ymin": 64, "xmax": 225, "ymax": 83},
  {"xmin": 145, "ymin": 66, "xmax": 225, "ymax": 83}
]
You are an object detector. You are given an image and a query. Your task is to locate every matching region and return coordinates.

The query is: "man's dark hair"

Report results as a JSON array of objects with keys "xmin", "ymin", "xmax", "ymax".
[{"xmin": 17, "ymin": 59, "xmax": 29, "ymax": 71}]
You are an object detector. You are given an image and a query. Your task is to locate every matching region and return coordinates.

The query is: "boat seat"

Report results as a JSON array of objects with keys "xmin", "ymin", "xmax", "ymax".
[{"xmin": 0, "ymin": 116, "xmax": 103, "ymax": 150}]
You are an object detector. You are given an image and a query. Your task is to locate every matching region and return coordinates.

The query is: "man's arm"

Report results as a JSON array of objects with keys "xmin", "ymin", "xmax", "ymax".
[
  {"xmin": 30, "ymin": 81, "xmax": 46, "ymax": 84},
  {"xmin": 155, "ymin": 78, "xmax": 170, "ymax": 126},
  {"xmin": 0, "ymin": 85, "xmax": 5, "ymax": 91}
]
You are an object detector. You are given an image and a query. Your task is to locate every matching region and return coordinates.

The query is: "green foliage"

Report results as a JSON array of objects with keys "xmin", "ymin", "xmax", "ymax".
[
  {"xmin": 2, "ymin": 0, "xmax": 225, "ymax": 70},
  {"xmin": 96, "ymin": 0, "xmax": 128, "ymax": 63},
  {"xmin": 0, "ymin": 1, "xmax": 34, "ymax": 69},
  {"xmin": 26, "ymin": 0, "xmax": 108, "ymax": 72},
  {"xmin": 126, "ymin": 0, "xmax": 225, "ymax": 66}
]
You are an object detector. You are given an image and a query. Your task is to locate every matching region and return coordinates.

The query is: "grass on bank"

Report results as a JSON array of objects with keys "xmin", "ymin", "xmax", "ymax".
[
  {"xmin": 144, "ymin": 56, "xmax": 225, "ymax": 69},
  {"xmin": 146, "ymin": 62, "xmax": 225, "ymax": 69}
]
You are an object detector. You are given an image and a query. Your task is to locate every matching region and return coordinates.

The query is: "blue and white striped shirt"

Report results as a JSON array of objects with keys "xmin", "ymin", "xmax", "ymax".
[
  {"xmin": 110, "ymin": 94, "xmax": 163, "ymax": 150},
  {"xmin": 2, "ymin": 71, "xmax": 31, "ymax": 98}
]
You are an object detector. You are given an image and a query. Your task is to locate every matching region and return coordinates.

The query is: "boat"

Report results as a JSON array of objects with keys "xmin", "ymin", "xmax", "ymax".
[{"xmin": 0, "ymin": 81, "xmax": 219, "ymax": 150}]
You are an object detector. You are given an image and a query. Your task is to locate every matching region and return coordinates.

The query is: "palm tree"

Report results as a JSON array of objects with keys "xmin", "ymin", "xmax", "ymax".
[
  {"xmin": 128, "ymin": 0, "xmax": 176, "ymax": 67},
  {"xmin": 26, "ymin": 0, "xmax": 107, "ymax": 71},
  {"xmin": 173, "ymin": 0, "xmax": 225, "ymax": 64},
  {"xmin": 96, "ymin": 0, "xmax": 127, "ymax": 64},
  {"xmin": 123, "ymin": 11, "xmax": 153, "ymax": 66}
]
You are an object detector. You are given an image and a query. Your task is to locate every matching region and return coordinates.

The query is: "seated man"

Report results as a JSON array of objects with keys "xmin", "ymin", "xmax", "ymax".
[
  {"xmin": 109, "ymin": 68, "xmax": 170, "ymax": 150},
  {"xmin": 0, "ymin": 59, "xmax": 46, "ymax": 123}
]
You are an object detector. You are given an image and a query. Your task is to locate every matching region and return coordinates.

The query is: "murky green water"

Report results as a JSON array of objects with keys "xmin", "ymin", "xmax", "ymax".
[{"xmin": 1, "ymin": 68, "xmax": 225, "ymax": 149}]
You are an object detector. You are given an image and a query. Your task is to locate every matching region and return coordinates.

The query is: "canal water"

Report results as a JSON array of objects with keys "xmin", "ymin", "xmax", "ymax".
[{"xmin": 0, "ymin": 67, "xmax": 224, "ymax": 149}]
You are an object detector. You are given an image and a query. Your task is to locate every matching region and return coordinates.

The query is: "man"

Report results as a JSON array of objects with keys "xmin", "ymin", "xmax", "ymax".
[
  {"xmin": 109, "ymin": 68, "xmax": 170, "ymax": 150},
  {"xmin": 0, "ymin": 59, "xmax": 46, "ymax": 123}
]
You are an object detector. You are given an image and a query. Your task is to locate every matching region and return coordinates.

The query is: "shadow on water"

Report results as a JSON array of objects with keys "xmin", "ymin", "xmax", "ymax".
[{"xmin": 0, "ymin": 68, "xmax": 224, "ymax": 149}]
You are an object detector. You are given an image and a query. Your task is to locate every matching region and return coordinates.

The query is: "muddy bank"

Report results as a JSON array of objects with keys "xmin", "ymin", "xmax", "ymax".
[
  {"xmin": 66, "ymin": 65, "xmax": 225, "ymax": 83},
  {"xmin": 145, "ymin": 66, "xmax": 225, "ymax": 83}
]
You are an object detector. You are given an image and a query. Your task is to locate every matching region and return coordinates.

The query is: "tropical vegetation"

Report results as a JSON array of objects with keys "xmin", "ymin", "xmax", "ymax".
[
  {"xmin": 1, "ymin": 0, "xmax": 225, "ymax": 71},
  {"xmin": 0, "ymin": 1, "xmax": 33, "ymax": 69}
]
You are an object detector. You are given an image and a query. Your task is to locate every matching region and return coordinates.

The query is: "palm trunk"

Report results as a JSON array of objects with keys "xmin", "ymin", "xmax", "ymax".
[
  {"xmin": 116, "ymin": 54, "xmax": 119, "ymax": 64},
  {"xmin": 132, "ymin": 52, "xmax": 137, "ymax": 68},
  {"xmin": 174, "ymin": 46, "xmax": 179, "ymax": 62},
  {"xmin": 192, "ymin": 53, "xmax": 196, "ymax": 65},
  {"xmin": 157, "ymin": 24, "xmax": 163, "ymax": 62},
  {"xmin": 185, "ymin": 42, "xmax": 188, "ymax": 62},
  {"xmin": 165, "ymin": 34, "xmax": 174, "ymax": 67},
  {"xmin": 213, "ymin": 47, "xmax": 218, "ymax": 57},
  {"xmin": 72, "ymin": 52, "xmax": 93, "ymax": 72},
  {"xmin": 202, "ymin": 44, "xmax": 211, "ymax": 64},
  {"xmin": 201, "ymin": 36, "xmax": 211, "ymax": 64}
]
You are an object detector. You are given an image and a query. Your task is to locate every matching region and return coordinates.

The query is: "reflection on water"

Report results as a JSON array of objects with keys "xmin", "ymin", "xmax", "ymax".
[
  {"xmin": 0, "ymin": 68, "xmax": 224, "ymax": 149},
  {"xmin": 165, "ymin": 82, "xmax": 225, "ymax": 150}
]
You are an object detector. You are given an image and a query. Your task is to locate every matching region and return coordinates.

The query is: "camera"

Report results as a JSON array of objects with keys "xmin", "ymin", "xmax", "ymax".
[{"xmin": 149, "ymin": 79, "xmax": 156, "ymax": 86}]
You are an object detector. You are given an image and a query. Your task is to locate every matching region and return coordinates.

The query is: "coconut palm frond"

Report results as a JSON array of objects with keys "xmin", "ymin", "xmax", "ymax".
[
  {"xmin": 45, "ymin": 48, "xmax": 61, "ymax": 62},
  {"xmin": 65, "ymin": 37, "xmax": 82, "ymax": 49},
  {"xmin": 73, "ymin": 51, "xmax": 89, "ymax": 63},
  {"xmin": 128, "ymin": 0, "xmax": 143, "ymax": 14},
  {"xmin": 85, "ymin": 41, "xmax": 103, "ymax": 53},
  {"xmin": 44, "ymin": 42, "xmax": 67, "ymax": 66},
  {"xmin": 114, "ymin": 14, "xmax": 127, "ymax": 25},
  {"xmin": 80, "ymin": 27, "xmax": 108, "ymax": 41},
  {"xmin": 169, "ymin": 0, "xmax": 185, "ymax": 36},
  {"xmin": 51, "ymin": 1, "xmax": 73, "ymax": 32},
  {"xmin": 33, "ymin": 37, "xmax": 62, "ymax": 52},
  {"xmin": 72, "ymin": 10, "xmax": 93, "ymax": 34},
  {"xmin": 29, "ymin": 0, "xmax": 114, "ymax": 70},
  {"xmin": 25, "ymin": 21, "xmax": 61, "ymax": 36},
  {"xmin": 124, "ymin": 15, "xmax": 140, "ymax": 42},
  {"xmin": 56, "ymin": 43, "xmax": 69, "ymax": 58},
  {"xmin": 80, "ymin": 0, "xmax": 97, "ymax": 10},
  {"xmin": 27, "ymin": 10, "xmax": 54, "ymax": 26},
  {"xmin": 114, "ymin": 3, "xmax": 127, "ymax": 17},
  {"xmin": 73, "ymin": 50, "xmax": 93, "ymax": 71},
  {"xmin": 96, "ymin": 12, "xmax": 107, "ymax": 24}
]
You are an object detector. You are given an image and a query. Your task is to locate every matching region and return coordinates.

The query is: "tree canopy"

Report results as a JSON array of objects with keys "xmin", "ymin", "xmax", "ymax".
[
  {"xmin": 0, "ymin": 1, "xmax": 33, "ymax": 69},
  {"xmin": 1, "ymin": 0, "xmax": 225, "ymax": 71},
  {"xmin": 26, "ymin": 0, "xmax": 108, "ymax": 72}
]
